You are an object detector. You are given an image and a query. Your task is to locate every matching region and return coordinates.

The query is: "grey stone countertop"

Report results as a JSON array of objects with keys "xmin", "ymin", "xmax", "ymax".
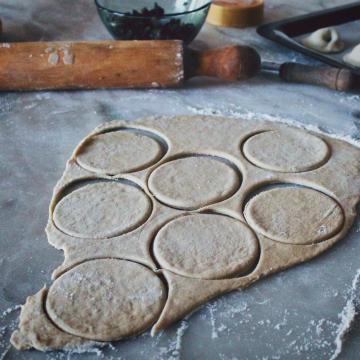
[{"xmin": 0, "ymin": 0, "xmax": 359, "ymax": 359}]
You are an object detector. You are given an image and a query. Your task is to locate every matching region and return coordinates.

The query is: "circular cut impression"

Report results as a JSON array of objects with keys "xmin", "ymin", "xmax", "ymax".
[
  {"xmin": 243, "ymin": 129, "xmax": 330, "ymax": 172},
  {"xmin": 46, "ymin": 259, "xmax": 166, "ymax": 341},
  {"xmin": 244, "ymin": 187, "xmax": 344, "ymax": 245},
  {"xmin": 149, "ymin": 156, "xmax": 241, "ymax": 210},
  {"xmin": 154, "ymin": 214, "xmax": 259, "ymax": 279},
  {"xmin": 76, "ymin": 129, "xmax": 165, "ymax": 175},
  {"xmin": 53, "ymin": 181, "xmax": 151, "ymax": 238}
]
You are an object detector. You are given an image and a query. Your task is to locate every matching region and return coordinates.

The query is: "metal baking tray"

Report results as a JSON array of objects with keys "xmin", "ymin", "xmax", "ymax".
[{"xmin": 257, "ymin": 1, "xmax": 360, "ymax": 75}]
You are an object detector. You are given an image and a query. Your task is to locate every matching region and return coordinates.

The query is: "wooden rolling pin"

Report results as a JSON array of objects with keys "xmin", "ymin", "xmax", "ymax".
[
  {"xmin": 0, "ymin": 40, "xmax": 358, "ymax": 91},
  {"xmin": 0, "ymin": 40, "xmax": 260, "ymax": 91}
]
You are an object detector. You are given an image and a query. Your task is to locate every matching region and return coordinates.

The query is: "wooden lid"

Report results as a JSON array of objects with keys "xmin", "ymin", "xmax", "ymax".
[{"xmin": 206, "ymin": 0, "xmax": 264, "ymax": 28}]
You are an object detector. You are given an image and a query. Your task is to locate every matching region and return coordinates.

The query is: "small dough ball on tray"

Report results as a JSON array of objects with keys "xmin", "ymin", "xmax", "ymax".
[{"xmin": 302, "ymin": 27, "xmax": 344, "ymax": 53}]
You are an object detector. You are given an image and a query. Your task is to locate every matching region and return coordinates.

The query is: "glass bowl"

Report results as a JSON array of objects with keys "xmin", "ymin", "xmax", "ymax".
[{"xmin": 95, "ymin": 0, "xmax": 211, "ymax": 44}]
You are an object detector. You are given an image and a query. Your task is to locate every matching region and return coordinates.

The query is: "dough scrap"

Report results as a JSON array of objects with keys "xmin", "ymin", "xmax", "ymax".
[
  {"xmin": 154, "ymin": 213, "xmax": 259, "ymax": 279},
  {"xmin": 244, "ymin": 187, "xmax": 344, "ymax": 245},
  {"xmin": 46, "ymin": 259, "xmax": 166, "ymax": 341},
  {"xmin": 243, "ymin": 129, "xmax": 330, "ymax": 172},
  {"xmin": 53, "ymin": 181, "xmax": 151, "ymax": 238},
  {"xmin": 302, "ymin": 27, "xmax": 344, "ymax": 53},
  {"xmin": 343, "ymin": 43, "xmax": 360, "ymax": 68},
  {"xmin": 148, "ymin": 155, "xmax": 240, "ymax": 210},
  {"xmin": 76, "ymin": 130, "xmax": 164, "ymax": 175}
]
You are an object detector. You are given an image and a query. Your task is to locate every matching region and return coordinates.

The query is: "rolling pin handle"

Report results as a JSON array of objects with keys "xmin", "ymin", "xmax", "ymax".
[
  {"xmin": 279, "ymin": 63, "xmax": 359, "ymax": 92},
  {"xmin": 184, "ymin": 45, "xmax": 261, "ymax": 81}
]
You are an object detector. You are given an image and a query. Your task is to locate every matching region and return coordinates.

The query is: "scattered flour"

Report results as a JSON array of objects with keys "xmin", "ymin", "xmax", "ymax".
[
  {"xmin": 62, "ymin": 49, "xmax": 74, "ymax": 65},
  {"xmin": 329, "ymin": 269, "xmax": 360, "ymax": 360},
  {"xmin": 63, "ymin": 343, "xmax": 106, "ymax": 358},
  {"xmin": 46, "ymin": 342, "xmax": 117, "ymax": 359},
  {"xmin": 0, "ymin": 305, "xmax": 21, "ymax": 320},
  {"xmin": 35, "ymin": 92, "xmax": 51, "ymax": 100},
  {"xmin": 0, "ymin": 306, "xmax": 21, "ymax": 360},
  {"xmin": 273, "ymin": 310, "xmax": 289, "ymax": 331},
  {"xmin": 208, "ymin": 303, "xmax": 219, "ymax": 339},
  {"xmin": 338, "ymin": 94, "xmax": 360, "ymax": 103},
  {"xmin": 158, "ymin": 320, "xmax": 189, "ymax": 360},
  {"xmin": 256, "ymin": 298, "xmax": 270, "ymax": 305},
  {"xmin": 48, "ymin": 52, "xmax": 59, "ymax": 65},
  {"xmin": 172, "ymin": 320, "xmax": 189, "ymax": 359},
  {"xmin": 315, "ymin": 319, "xmax": 326, "ymax": 336},
  {"xmin": 0, "ymin": 344, "xmax": 11, "ymax": 360},
  {"xmin": 217, "ymin": 324, "xmax": 227, "ymax": 333}
]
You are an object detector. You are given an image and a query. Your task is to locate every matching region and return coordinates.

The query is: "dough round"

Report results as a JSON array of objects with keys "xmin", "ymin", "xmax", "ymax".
[
  {"xmin": 244, "ymin": 187, "xmax": 344, "ymax": 245},
  {"xmin": 243, "ymin": 129, "xmax": 329, "ymax": 172},
  {"xmin": 53, "ymin": 181, "xmax": 151, "ymax": 238},
  {"xmin": 153, "ymin": 214, "xmax": 259, "ymax": 279},
  {"xmin": 302, "ymin": 27, "xmax": 344, "ymax": 53},
  {"xmin": 46, "ymin": 259, "xmax": 166, "ymax": 341},
  {"xmin": 343, "ymin": 44, "xmax": 360, "ymax": 68},
  {"xmin": 76, "ymin": 129, "xmax": 165, "ymax": 175},
  {"xmin": 148, "ymin": 155, "xmax": 241, "ymax": 210}
]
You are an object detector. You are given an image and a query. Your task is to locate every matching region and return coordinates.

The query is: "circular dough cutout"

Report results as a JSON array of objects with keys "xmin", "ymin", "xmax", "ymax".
[
  {"xmin": 46, "ymin": 259, "xmax": 166, "ymax": 341},
  {"xmin": 148, "ymin": 155, "xmax": 241, "ymax": 210},
  {"xmin": 53, "ymin": 181, "xmax": 151, "ymax": 239},
  {"xmin": 76, "ymin": 129, "xmax": 166, "ymax": 175},
  {"xmin": 243, "ymin": 129, "xmax": 330, "ymax": 172},
  {"xmin": 154, "ymin": 213, "xmax": 259, "ymax": 279},
  {"xmin": 244, "ymin": 187, "xmax": 344, "ymax": 245}
]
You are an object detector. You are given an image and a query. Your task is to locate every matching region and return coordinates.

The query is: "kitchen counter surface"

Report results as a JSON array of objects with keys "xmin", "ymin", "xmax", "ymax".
[{"xmin": 0, "ymin": 1, "xmax": 359, "ymax": 359}]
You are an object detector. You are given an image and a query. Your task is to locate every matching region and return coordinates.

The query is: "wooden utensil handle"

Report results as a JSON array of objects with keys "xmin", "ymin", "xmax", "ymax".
[
  {"xmin": 185, "ymin": 45, "xmax": 261, "ymax": 81},
  {"xmin": 279, "ymin": 63, "xmax": 359, "ymax": 91}
]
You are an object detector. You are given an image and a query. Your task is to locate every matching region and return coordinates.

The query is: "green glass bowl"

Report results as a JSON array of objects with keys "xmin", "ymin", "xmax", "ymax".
[{"xmin": 95, "ymin": 0, "xmax": 211, "ymax": 44}]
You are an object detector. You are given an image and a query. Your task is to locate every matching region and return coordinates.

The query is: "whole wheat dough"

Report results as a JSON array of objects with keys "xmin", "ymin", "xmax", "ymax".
[
  {"xmin": 244, "ymin": 187, "xmax": 344, "ymax": 245},
  {"xmin": 11, "ymin": 116, "xmax": 360, "ymax": 352},
  {"xmin": 76, "ymin": 130, "xmax": 164, "ymax": 175},
  {"xmin": 302, "ymin": 27, "xmax": 344, "ymax": 53},
  {"xmin": 243, "ymin": 129, "xmax": 330, "ymax": 172},
  {"xmin": 148, "ymin": 155, "xmax": 240, "ymax": 210},
  {"xmin": 46, "ymin": 259, "xmax": 166, "ymax": 341},
  {"xmin": 343, "ymin": 43, "xmax": 360, "ymax": 68},
  {"xmin": 153, "ymin": 213, "xmax": 259, "ymax": 279},
  {"xmin": 53, "ymin": 181, "xmax": 151, "ymax": 238}
]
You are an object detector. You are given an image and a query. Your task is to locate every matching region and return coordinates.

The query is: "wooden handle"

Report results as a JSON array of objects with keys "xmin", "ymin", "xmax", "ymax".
[
  {"xmin": 279, "ymin": 63, "xmax": 360, "ymax": 91},
  {"xmin": 0, "ymin": 40, "xmax": 184, "ymax": 91},
  {"xmin": 185, "ymin": 45, "xmax": 261, "ymax": 81}
]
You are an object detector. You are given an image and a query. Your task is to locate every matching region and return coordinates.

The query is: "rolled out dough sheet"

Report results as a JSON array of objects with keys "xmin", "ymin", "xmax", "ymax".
[{"xmin": 11, "ymin": 116, "xmax": 360, "ymax": 351}]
